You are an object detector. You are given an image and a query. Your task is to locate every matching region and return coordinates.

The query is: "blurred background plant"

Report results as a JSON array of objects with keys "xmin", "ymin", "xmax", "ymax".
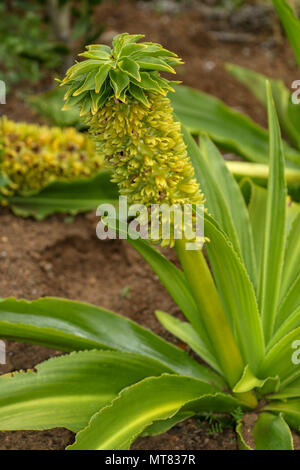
[{"xmin": 0, "ymin": 0, "xmax": 105, "ymax": 94}]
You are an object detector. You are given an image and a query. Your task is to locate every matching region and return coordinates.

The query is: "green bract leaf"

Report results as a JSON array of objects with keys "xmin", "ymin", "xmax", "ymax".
[
  {"xmin": 136, "ymin": 57, "xmax": 175, "ymax": 74},
  {"xmin": 64, "ymin": 60, "xmax": 102, "ymax": 80},
  {"xmin": 61, "ymin": 34, "xmax": 181, "ymax": 111},
  {"xmin": 118, "ymin": 57, "xmax": 141, "ymax": 81},
  {"xmin": 129, "ymin": 83, "xmax": 149, "ymax": 106},
  {"xmin": 109, "ymin": 69, "xmax": 129, "ymax": 99},
  {"xmin": 72, "ymin": 71, "xmax": 95, "ymax": 96},
  {"xmin": 95, "ymin": 64, "xmax": 111, "ymax": 93},
  {"xmin": 132, "ymin": 71, "xmax": 164, "ymax": 93},
  {"xmin": 87, "ymin": 44, "xmax": 111, "ymax": 55}
]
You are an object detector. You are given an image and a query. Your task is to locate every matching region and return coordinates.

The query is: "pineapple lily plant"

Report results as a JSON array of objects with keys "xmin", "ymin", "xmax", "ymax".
[
  {"xmin": 0, "ymin": 118, "xmax": 118, "ymax": 219},
  {"xmin": 0, "ymin": 117, "xmax": 101, "ymax": 196},
  {"xmin": 0, "ymin": 34, "xmax": 299, "ymax": 450}
]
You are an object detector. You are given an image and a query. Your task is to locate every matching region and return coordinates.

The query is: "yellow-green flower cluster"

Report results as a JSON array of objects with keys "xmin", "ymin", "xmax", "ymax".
[
  {"xmin": 61, "ymin": 33, "xmax": 204, "ymax": 245},
  {"xmin": 0, "ymin": 117, "xmax": 101, "ymax": 196},
  {"xmin": 87, "ymin": 93, "xmax": 201, "ymax": 208}
]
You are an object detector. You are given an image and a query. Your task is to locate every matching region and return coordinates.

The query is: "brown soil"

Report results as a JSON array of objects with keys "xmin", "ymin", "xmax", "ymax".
[{"xmin": 0, "ymin": 0, "xmax": 299, "ymax": 451}]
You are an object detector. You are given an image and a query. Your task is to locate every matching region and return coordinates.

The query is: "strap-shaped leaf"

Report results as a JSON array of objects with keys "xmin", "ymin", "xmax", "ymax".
[
  {"xmin": 279, "ymin": 213, "xmax": 300, "ymax": 305},
  {"xmin": 204, "ymin": 215, "xmax": 264, "ymax": 374},
  {"xmin": 3, "ymin": 171, "xmax": 118, "ymax": 220},
  {"xmin": 0, "ymin": 297, "xmax": 221, "ymax": 386},
  {"xmin": 260, "ymin": 83, "xmax": 286, "ymax": 343},
  {"xmin": 226, "ymin": 63, "xmax": 300, "ymax": 150},
  {"xmin": 0, "ymin": 350, "xmax": 173, "ymax": 432},
  {"xmin": 127, "ymin": 237, "xmax": 214, "ymax": 360},
  {"xmin": 182, "ymin": 127, "xmax": 241, "ymax": 259},
  {"xmin": 264, "ymin": 399, "xmax": 300, "ymax": 433},
  {"xmin": 170, "ymin": 85, "xmax": 300, "ymax": 167},
  {"xmin": 272, "ymin": 0, "xmax": 300, "ymax": 68},
  {"xmin": 268, "ymin": 376, "xmax": 300, "ymax": 400},
  {"xmin": 270, "ymin": 305, "xmax": 300, "ymax": 350},
  {"xmin": 241, "ymin": 180, "xmax": 267, "ymax": 292},
  {"xmin": 253, "ymin": 413, "xmax": 293, "ymax": 450},
  {"xmin": 155, "ymin": 310, "xmax": 221, "ymax": 374},
  {"xmin": 241, "ymin": 180, "xmax": 300, "ymax": 303},
  {"xmin": 259, "ymin": 327, "xmax": 300, "ymax": 384},
  {"xmin": 199, "ymin": 135, "xmax": 257, "ymax": 287},
  {"xmin": 67, "ymin": 374, "xmax": 243, "ymax": 450}
]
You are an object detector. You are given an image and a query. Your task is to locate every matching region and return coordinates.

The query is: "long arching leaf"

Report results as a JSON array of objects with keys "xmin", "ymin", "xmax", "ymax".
[
  {"xmin": 260, "ymin": 83, "xmax": 286, "ymax": 343},
  {"xmin": 4, "ymin": 171, "xmax": 118, "ymax": 220},
  {"xmin": 253, "ymin": 412, "xmax": 293, "ymax": 450},
  {"xmin": 0, "ymin": 350, "xmax": 173, "ymax": 432},
  {"xmin": 170, "ymin": 85, "xmax": 300, "ymax": 167},
  {"xmin": 259, "ymin": 327, "xmax": 300, "ymax": 385},
  {"xmin": 279, "ymin": 213, "xmax": 300, "ymax": 304},
  {"xmin": 264, "ymin": 399, "xmax": 300, "ymax": 432},
  {"xmin": 199, "ymin": 135, "xmax": 257, "ymax": 286},
  {"xmin": 204, "ymin": 215, "xmax": 264, "ymax": 374},
  {"xmin": 68, "ymin": 374, "xmax": 243, "ymax": 450},
  {"xmin": 155, "ymin": 310, "xmax": 221, "ymax": 373},
  {"xmin": 0, "ymin": 297, "xmax": 222, "ymax": 387},
  {"xmin": 226, "ymin": 63, "xmax": 300, "ymax": 150}
]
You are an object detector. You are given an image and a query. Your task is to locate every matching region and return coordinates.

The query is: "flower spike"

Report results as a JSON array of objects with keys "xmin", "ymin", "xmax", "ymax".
[{"xmin": 61, "ymin": 33, "xmax": 203, "ymax": 246}]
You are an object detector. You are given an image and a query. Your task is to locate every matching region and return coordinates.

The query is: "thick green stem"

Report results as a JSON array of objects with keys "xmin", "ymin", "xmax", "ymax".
[
  {"xmin": 226, "ymin": 160, "xmax": 300, "ymax": 185},
  {"xmin": 175, "ymin": 239, "xmax": 257, "ymax": 411},
  {"xmin": 176, "ymin": 240, "xmax": 257, "ymax": 407}
]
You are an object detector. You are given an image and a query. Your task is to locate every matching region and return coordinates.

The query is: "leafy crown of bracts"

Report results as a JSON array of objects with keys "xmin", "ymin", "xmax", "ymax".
[{"xmin": 59, "ymin": 32, "xmax": 183, "ymax": 114}]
